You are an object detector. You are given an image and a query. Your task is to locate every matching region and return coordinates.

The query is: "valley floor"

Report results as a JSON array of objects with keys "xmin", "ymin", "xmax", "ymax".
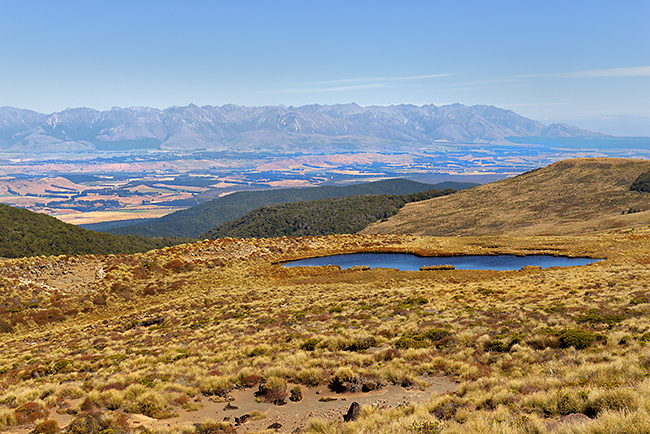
[{"xmin": 0, "ymin": 231, "xmax": 649, "ymax": 433}]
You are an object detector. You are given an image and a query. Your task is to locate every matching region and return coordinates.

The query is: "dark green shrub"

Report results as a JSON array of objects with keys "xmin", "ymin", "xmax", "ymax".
[
  {"xmin": 631, "ymin": 294, "xmax": 650, "ymax": 305},
  {"xmin": 559, "ymin": 328, "xmax": 596, "ymax": 349},
  {"xmin": 395, "ymin": 327, "xmax": 453, "ymax": 349},
  {"xmin": 485, "ymin": 339, "xmax": 509, "ymax": 353},
  {"xmin": 301, "ymin": 338, "xmax": 320, "ymax": 351},
  {"xmin": 631, "ymin": 171, "xmax": 650, "ymax": 193},
  {"xmin": 345, "ymin": 336, "xmax": 377, "ymax": 352},
  {"xmin": 576, "ymin": 309, "xmax": 626, "ymax": 327},
  {"xmin": 395, "ymin": 336, "xmax": 428, "ymax": 349}
]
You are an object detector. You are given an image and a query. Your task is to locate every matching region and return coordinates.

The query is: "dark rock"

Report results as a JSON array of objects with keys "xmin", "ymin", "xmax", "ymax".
[
  {"xmin": 400, "ymin": 377, "xmax": 418, "ymax": 389},
  {"xmin": 268, "ymin": 422, "xmax": 283, "ymax": 430},
  {"xmin": 343, "ymin": 402, "xmax": 361, "ymax": 422},
  {"xmin": 223, "ymin": 402, "xmax": 238, "ymax": 411},
  {"xmin": 273, "ymin": 398, "xmax": 287, "ymax": 406},
  {"xmin": 235, "ymin": 414, "xmax": 251, "ymax": 425},
  {"xmin": 141, "ymin": 316, "xmax": 165, "ymax": 327}
]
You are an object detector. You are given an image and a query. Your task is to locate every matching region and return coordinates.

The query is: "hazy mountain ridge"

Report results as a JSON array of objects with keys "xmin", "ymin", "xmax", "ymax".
[{"xmin": 0, "ymin": 103, "xmax": 608, "ymax": 153}]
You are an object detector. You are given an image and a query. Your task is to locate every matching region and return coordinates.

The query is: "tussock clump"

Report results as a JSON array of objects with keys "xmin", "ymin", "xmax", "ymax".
[
  {"xmin": 329, "ymin": 367, "xmax": 359, "ymax": 393},
  {"xmin": 254, "ymin": 377, "xmax": 288, "ymax": 405},
  {"xmin": 195, "ymin": 421, "xmax": 237, "ymax": 433},
  {"xmin": 66, "ymin": 410, "xmax": 130, "ymax": 434},
  {"xmin": 585, "ymin": 388, "xmax": 639, "ymax": 417}
]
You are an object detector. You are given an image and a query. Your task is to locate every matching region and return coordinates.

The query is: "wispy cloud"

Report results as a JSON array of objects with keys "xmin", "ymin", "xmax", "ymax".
[
  {"xmin": 271, "ymin": 73, "xmax": 453, "ymax": 94},
  {"xmin": 511, "ymin": 65, "xmax": 650, "ymax": 79}
]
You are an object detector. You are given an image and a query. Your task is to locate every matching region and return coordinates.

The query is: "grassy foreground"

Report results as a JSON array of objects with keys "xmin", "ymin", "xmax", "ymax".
[{"xmin": 1, "ymin": 230, "xmax": 650, "ymax": 433}]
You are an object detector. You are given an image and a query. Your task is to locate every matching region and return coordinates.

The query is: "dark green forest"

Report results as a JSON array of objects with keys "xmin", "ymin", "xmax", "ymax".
[
  {"xmin": 0, "ymin": 204, "xmax": 186, "ymax": 258},
  {"xmin": 202, "ymin": 189, "xmax": 454, "ymax": 239},
  {"xmin": 631, "ymin": 171, "xmax": 650, "ymax": 193},
  {"xmin": 108, "ymin": 179, "xmax": 475, "ymax": 238}
]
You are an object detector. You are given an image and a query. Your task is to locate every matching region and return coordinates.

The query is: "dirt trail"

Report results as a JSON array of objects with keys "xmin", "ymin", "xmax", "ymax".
[{"xmin": 4, "ymin": 377, "xmax": 457, "ymax": 434}]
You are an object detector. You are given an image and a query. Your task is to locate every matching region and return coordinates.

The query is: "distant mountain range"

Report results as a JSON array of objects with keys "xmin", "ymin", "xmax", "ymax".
[{"xmin": 0, "ymin": 103, "xmax": 609, "ymax": 153}]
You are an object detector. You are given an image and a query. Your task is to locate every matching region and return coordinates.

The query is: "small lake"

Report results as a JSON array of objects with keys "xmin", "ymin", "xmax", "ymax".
[{"xmin": 282, "ymin": 253, "xmax": 603, "ymax": 271}]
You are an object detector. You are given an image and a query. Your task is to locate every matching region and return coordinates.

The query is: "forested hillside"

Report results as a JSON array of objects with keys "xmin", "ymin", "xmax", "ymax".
[
  {"xmin": 109, "ymin": 179, "xmax": 474, "ymax": 238},
  {"xmin": 202, "ymin": 189, "xmax": 453, "ymax": 239},
  {"xmin": 0, "ymin": 204, "xmax": 186, "ymax": 258}
]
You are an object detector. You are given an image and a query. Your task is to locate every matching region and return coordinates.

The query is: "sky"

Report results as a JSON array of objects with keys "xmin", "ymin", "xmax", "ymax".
[{"xmin": 0, "ymin": 0, "xmax": 648, "ymax": 135}]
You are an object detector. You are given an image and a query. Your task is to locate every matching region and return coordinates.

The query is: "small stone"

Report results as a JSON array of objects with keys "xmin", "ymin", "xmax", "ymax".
[{"xmin": 223, "ymin": 402, "xmax": 239, "ymax": 411}]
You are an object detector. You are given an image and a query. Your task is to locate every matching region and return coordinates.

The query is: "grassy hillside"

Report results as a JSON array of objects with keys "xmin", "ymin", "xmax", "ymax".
[
  {"xmin": 108, "ymin": 179, "xmax": 476, "ymax": 238},
  {"xmin": 0, "ymin": 204, "xmax": 186, "ymax": 258},
  {"xmin": 203, "ymin": 189, "xmax": 454, "ymax": 239},
  {"xmin": 363, "ymin": 158, "xmax": 650, "ymax": 236},
  {"xmin": 1, "ymin": 231, "xmax": 650, "ymax": 433}
]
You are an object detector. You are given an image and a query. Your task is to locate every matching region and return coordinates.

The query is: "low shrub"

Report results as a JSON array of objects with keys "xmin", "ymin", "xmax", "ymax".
[
  {"xmin": 559, "ymin": 328, "xmax": 596, "ymax": 350},
  {"xmin": 630, "ymin": 295, "xmax": 649, "ymax": 305},
  {"xmin": 254, "ymin": 377, "xmax": 287, "ymax": 405},
  {"xmin": 30, "ymin": 419, "xmax": 59, "ymax": 434},
  {"xmin": 345, "ymin": 336, "xmax": 377, "ymax": 352},
  {"xmin": 14, "ymin": 402, "xmax": 48, "ymax": 425},
  {"xmin": 576, "ymin": 309, "xmax": 627, "ymax": 327},
  {"xmin": 301, "ymin": 338, "xmax": 320, "ymax": 351},
  {"xmin": 290, "ymin": 385, "xmax": 303, "ymax": 402},
  {"xmin": 329, "ymin": 367, "xmax": 360, "ymax": 393},
  {"xmin": 396, "ymin": 328, "xmax": 453, "ymax": 349}
]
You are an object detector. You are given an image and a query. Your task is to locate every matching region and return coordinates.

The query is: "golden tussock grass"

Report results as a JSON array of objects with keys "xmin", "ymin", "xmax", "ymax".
[{"xmin": 0, "ymin": 229, "xmax": 650, "ymax": 432}]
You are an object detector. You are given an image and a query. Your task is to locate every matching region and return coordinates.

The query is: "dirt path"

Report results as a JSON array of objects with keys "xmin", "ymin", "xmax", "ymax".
[
  {"xmin": 130, "ymin": 376, "xmax": 458, "ymax": 433},
  {"xmin": 4, "ymin": 376, "xmax": 457, "ymax": 434}
]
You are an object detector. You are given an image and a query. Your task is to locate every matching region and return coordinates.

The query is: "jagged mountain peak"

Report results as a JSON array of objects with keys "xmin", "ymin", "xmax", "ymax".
[{"xmin": 0, "ymin": 103, "xmax": 608, "ymax": 153}]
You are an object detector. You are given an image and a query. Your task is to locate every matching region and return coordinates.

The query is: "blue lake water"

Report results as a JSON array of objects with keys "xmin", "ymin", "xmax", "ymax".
[{"xmin": 282, "ymin": 253, "xmax": 603, "ymax": 271}]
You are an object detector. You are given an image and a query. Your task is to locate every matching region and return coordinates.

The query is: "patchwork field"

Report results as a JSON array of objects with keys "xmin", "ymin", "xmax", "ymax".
[{"xmin": 1, "ymin": 229, "xmax": 649, "ymax": 433}]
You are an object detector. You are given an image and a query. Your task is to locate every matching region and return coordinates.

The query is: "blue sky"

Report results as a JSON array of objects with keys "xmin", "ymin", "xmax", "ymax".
[{"xmin": 1, "ymin": 0, "xmax": 648, "ymax": 135}]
